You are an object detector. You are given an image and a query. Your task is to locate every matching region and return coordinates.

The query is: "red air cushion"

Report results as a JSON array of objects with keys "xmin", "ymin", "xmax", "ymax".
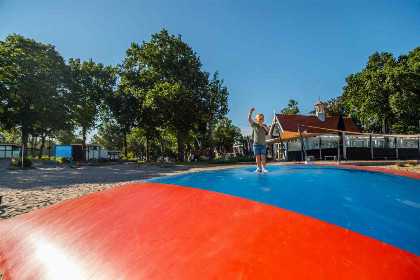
[{"xmin": 1, "ymin": 183, "xmax": 419, "ymax": 279}]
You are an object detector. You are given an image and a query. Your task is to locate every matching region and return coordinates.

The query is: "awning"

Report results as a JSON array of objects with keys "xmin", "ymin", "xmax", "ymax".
[
  {"xmin": 266, "ymin": 126, "xmax": 420, "ymax": 144},
  {"xmin": 266, "ymin": 131, "xmax": 324, "ymax": 144}
]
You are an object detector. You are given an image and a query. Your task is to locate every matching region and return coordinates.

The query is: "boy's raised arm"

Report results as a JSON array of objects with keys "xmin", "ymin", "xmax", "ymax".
[{"xmin": 248, "ymin": 108, "xmax": 255, "ymax": 125}]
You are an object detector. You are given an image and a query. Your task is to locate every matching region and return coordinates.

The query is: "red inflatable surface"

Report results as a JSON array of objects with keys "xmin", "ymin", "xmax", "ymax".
[{"xmin": 1, "ymin": 182, "xmax": 419, "ymax": 279}]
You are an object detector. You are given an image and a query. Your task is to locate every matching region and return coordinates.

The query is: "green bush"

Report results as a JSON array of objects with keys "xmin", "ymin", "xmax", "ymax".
[
  {"xmin": 55, "ymin": 157, "xmax": 70, "ymax": 164},
  {"xmin": 234, "ymin": 156, "xmax": 255, "ymax": 162},
  {"xmin": 10, "ymin": 157, "xmax": 33, "ymax": 168},
  {"xmin": 395, "ymin": 162, "xmax": 405, "ymax": 167},
  {"xmin": 209, "ymin": 157, "xmax": 237, "ymax": 164}
]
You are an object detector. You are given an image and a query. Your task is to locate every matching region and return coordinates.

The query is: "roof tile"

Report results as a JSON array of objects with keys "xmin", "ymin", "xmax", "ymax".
[{"xmin": 276, "ymin": 114, "xmax": 360, "ymax": 133}]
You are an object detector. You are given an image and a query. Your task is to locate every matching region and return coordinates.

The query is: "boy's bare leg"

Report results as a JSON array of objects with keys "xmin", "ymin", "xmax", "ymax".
[
  {"xmin": 255, "ymin": 155, "xmax": 261, "ymax": 169},
  {"xmin": 261, "ymin": 155, "xmax": 266, "ymax": 169}
]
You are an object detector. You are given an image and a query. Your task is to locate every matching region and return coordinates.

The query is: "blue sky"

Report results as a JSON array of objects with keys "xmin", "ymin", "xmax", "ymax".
[{"xmin": 1, "ymin": 0, "xmax": 419, "ymax": 136}]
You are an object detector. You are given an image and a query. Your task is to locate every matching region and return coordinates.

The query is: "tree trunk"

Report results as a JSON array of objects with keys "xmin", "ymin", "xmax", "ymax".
[
  {"xmin": 382, "ymin": 116, "xmax": 389, "ymax": 134},
  {"xmin": 145, "ymin": 136, "xmax": 150, "ymax": 162},
  {"xmin": 123, "ymin": 131, "xmax": 128, "ymax": 158},
  {"xmin": 21, "ymin": 126, "xmax": 29, "ymax": 157},
  {"xmin": 161, "ymin": 139, "xmax": 164, "ymax": 159},
  {"xmin": 31, "ymin": 136, "xmax": 35, "ymax": 157},
  {"xmin": 39, "ymin": 134, "xmax": 46, "ymax": 159},
  {"xmin": 177, "ymin": 130, "xmax": 184, "ymax": 162},
  {"xmin": 82, "ymin": 127, "xmax": 87, "ymax": 161},
  {"xmin": 208, "ymin": 119, "xmax": 214, "ymax": 160}
]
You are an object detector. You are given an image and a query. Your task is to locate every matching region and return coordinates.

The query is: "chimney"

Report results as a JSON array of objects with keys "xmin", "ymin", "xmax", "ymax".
[{"xmin": 314, "ymin": 100, "xmax": 325, "ymax": 121}]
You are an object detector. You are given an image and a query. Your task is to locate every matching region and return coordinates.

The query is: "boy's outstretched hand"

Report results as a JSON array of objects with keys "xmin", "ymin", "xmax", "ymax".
[{"xmin": 250, "ymin": 108, "xmax": 255, "ymax": 112}]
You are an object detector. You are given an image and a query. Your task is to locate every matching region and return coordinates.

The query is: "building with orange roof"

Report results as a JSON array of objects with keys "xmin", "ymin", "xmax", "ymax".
[{"xmin": 267, "ymin": 100, "xmax": 419, "ymax": 161}]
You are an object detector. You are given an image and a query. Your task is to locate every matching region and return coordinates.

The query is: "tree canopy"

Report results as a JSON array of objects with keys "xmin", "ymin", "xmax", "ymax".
[
  {"xmin": 119, "ymin": 29, "xmax": 210, "ymax": 161},
  {"xmin": 0, "ymin": 34, "xmax": 70, "ymax": 156},
  {"xmin": 0, "ymin": 32, "xmax": 234, "ymax": 162},
  {"xmin": 280, "ymin": 99, "xmax": 300, "ymax": 115},
  {"xmin": 342, "ymin": 48, "xmax": 420, "ymax": 134},
  {"xmin": 68, "ymin": 58, "xmax": 116, "ymax": 159}
]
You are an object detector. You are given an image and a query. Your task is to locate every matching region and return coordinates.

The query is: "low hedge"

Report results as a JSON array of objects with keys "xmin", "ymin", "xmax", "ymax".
[{"xmin": 10, "ymin": 157, "xmax": 33, "ymax": 168}]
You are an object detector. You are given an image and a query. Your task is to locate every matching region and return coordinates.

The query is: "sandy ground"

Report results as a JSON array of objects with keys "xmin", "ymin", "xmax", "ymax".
[
  {"xmin": 0, "ymin": 160, "xmax": 257, "ymax": 220},
  {"xmin": 0, "ymin": 159, "xmax": 418, "ymax": 220}
]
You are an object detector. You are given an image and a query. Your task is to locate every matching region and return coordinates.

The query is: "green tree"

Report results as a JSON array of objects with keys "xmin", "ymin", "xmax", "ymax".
[
  {"xmin": 68, "ymin": 58, "xmax": 116, "ymax": 160},
  {"xmin": 0, "ymin": 128, "xmax": 20, "ymax": 144},
  {"xmin": 120, "ymin": 29, "xmax": 208, "ymax": 161},
  {"xmin": 204, "ymin": 71, "xmax": 229, "ymax": 159},
  {"xmin": 91, "ymin": 121, "xmax": 124, "ymax": 150},
  {"xmin": 280, "ymin": 99, "xmax": 300, "ymax": 115},
  {"xmin": 213, "ymin": 117, "xmax": 242, "ymax": 153},
  {"xmin": 0, "ymin": 34, "xmax": 70, "ymax": 156},
  {"xmin": 54, "ymin": 129, "xmax": 78, "ymax": 145},
  {"xmin": 33, "ymin": 90, "xmax": 73, "ymax": 158},
  {"xmin": 342, "ymin": 52, "xmax": 396, "ymax": 133},
  {"xmin": 388, "ymin": 47, "xmax": 420, "ymax": 134},
  {"xmin": 103, "ymin": 86, "xmax": 138, "ymax": 157},
  {"xmin": 127, "ymin": 128, "xmax": 146, "ymax": 159}
]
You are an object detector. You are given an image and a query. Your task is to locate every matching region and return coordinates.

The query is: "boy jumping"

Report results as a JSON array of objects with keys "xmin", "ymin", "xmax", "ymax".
[{"xmin": 248, "ymin": 108, "xmax": 270, "ymax": 172}]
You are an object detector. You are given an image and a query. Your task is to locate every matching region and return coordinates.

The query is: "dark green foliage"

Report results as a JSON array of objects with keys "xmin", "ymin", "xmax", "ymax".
[
  {"xmin": 91, "ymin": 121, "xmax": 124, "ymax": 150},
  {"xmin": 10, "ymin": 157, "xmax": 33, "ymax": 168},
  {"xmin": 68, "ymin": 58, "xmax": 116, "ymax": 160},
  {"xmin": 119, "ymin": 29, "xmax": 210, "ymax": 161},
  {"xmin": 281, "ymin": 99, "xmax": 300, "ymax": 115},
  {"xmin": 204, "ymin": 71, "xmax": 229, "ymax": 159},
  {"xmin": 342, "ymin": 48, "xmax": 420, "ymax": 134},
  {"xmin": 213, "ymin": 118, "xmax": 242, "ymax": 153},
  {"xmin": 0, "ymin": 34, "xmax": 70, "ymax": 156}
]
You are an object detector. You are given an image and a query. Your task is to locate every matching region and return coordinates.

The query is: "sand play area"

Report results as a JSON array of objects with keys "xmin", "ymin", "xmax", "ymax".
[
  {"xmin": 0, "ymin": 159, "xmax": 418, "ymax": 220},
  {"xmin": 0, "ymin": 160, "xmax": 258, "ymax": 220}
]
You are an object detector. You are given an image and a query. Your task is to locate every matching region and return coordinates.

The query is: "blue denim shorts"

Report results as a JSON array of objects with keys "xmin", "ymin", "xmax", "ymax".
[{"xmin": 253, "ymin": 143, "xmax": 267, "ymax": 156}]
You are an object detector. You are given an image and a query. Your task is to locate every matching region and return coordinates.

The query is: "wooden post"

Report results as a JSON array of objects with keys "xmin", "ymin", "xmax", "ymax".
[
  {"xmin": 285, "ymin": 142, "xmax": 289, "ymax": 161},
  {"xmin": 298, "ymin": 124, "xmax": 306, "ymax": 161},
  {"xmin": 97, "ymin": 145, "xmax": 100, "ymax": 163},
  {"xmin": 21, "ymin": 144, "xmax": 24, "ymax": 169},
  {"xmin": 342, "ymin": 132, "xmax": 346, "ymax": 160},
  {"xmin": 337, "ymin": 144, "xmax": 341, "ymax": 162},
  {"xmin": 395, "ymin": 137, "xmax": 398, "ymax": 159},
  {"xmin": 318, "ymin": 136, "xmax": 322, "ymax": 160},
  {"xmin": 370, "ymin": 135, "xmax": 373, "ymax": 159}
]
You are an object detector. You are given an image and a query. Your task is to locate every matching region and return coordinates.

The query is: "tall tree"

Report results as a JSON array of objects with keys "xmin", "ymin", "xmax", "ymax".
[
  {"xmin": 388, "ymin": 47, "xmax": 420, "ymax": 134},
  {"xmin": 68, "ymin": 58, "xmax": 116, "ymax": 160},
  {"xmin": 213, "ymin": 117, "xmax": 242, "ymax": 154},
  {"xmin": 0, "ymin": 128, "xmax": 20, "ymax": 144},
  {"xmin": 280, "ymin": 99, "xmax": 300, "ymax": 115},
  {"xmin": 103, "ymin": 85, "xmax": 138, "ymax": 157},
  {"xmin": 33, "ymin": 89, "xmax": 73, "ymax": 158},
  {"xmin": 204, "ymin": 71, "xmax": 229, "ymax": 159},
  {"xmin": 91, "ymin": 121, "xmax": 124, "ymax": 150},
  {"xmin": 0, "ymin": 34, "xmax": 70, "ymax": 156},
  {"xmin": 342, "ymin": 52, "xmax": 397, "ymax": 133},
  {"xmin": 55, "ymin": 129, "xmax": 78, "ymax": 145},
  {"xmin": 120, "ymin": 29, "xmax": 208, "ymax": 161}
]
